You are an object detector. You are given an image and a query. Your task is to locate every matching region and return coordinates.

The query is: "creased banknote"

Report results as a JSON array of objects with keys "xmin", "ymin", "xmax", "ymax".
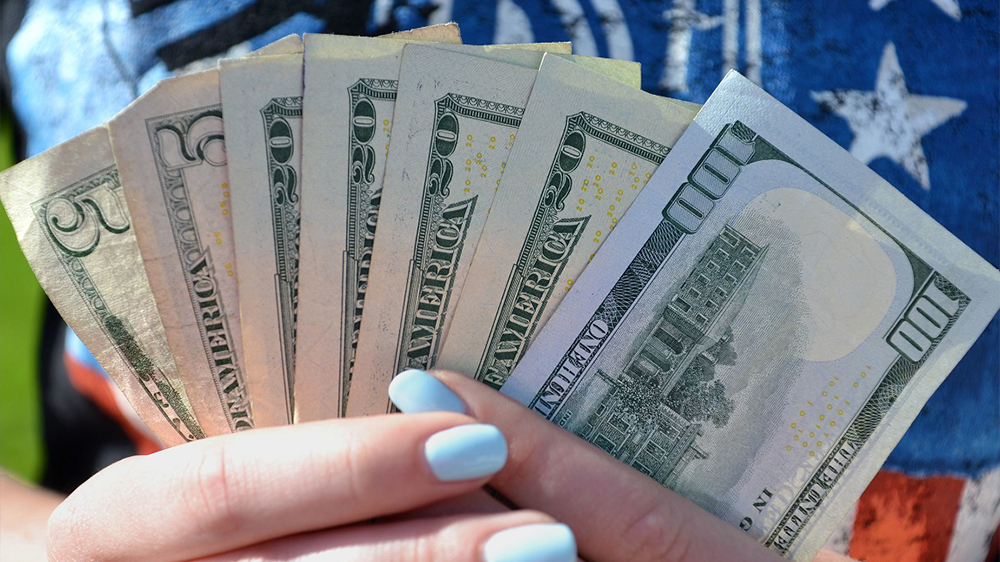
[
  {"xmin": 384, "ymin": 22, "xmax": 464, "ymax": 43},
  {"xmin": 552, "ymin": 54, "xmax": 642, "ymax": 88},
  {"xmin": 219, "ymin": 52, "xmax": 306, "ymax": 427},
  {"xmin": 502, "ymin": 72, "xmax": 1000, "ymax": 561},
  {"xmin": 107, "ymin": 36, "xmax": 303, "ymax": 435},
  {"xmin": 228, "ymin": 29, "xmax": 466, "ymax": 425},
  {"xmin": 224, "ymin": 29, "xmax": 465, "ymax": 425},
  {"xmin": 437, "ymin": 55, "xmax": 697, "ymax": 388},
  {"xmin": 295, "ymin": 31, "xmax": 463, "ymax": 422},
  {"xmin": 348, "ymin": 45, "xmax": 540, "ymax": 416},
  {"xmin": 0, "ymin": 126, "xmax": 203, "ymax": 446},
  {"xmin": 295, "ymin": 36, "xmax": 588, "ymax": 420}
]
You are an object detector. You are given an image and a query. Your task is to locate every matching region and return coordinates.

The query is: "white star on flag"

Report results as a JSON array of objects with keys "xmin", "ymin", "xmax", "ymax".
[
  {"xmin": 869, "ymin": 0, "xmax": 961, "ymax": 21},
  {"xmin": 811, "ymin": 42, "xmax": 967, "ymax": 190}
]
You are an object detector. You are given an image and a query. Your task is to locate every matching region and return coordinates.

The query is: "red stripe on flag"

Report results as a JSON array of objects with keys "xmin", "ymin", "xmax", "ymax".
[{"xmin": 850, "ymin": 469, "xmax": 965, "ymax": 562}]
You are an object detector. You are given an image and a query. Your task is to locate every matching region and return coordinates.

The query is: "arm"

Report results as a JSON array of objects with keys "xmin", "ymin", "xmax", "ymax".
[{"xmin": 0, "ymin": 472, "xmax": 64, "ymax": 562}]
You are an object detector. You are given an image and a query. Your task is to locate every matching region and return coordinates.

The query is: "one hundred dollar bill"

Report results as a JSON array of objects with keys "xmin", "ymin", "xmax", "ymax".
[
  {"xmin": 437, "ymin": 55, "xmax": 697, "ymax": 389},
  {"xmin": 502, "ymin": 72, "xmax": 1000, "ymax": 560},
  {"xmin": 0, "ymin": 127, "xmax": 204, "ymax": 445},
  {"xmin": 348, "ymin": 45, "xmax": 541, "ymax": 416},
  {"xmin": 295, "ymin": 30, "xmax": 463, "ymax": 422}
]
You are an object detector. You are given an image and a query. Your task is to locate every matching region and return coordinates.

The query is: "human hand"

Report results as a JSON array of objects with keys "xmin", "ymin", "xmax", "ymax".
[
  {"xmin": 388, "ymin": 369, "xmax": 860, "ymax": 562},
  {"xmin": 46, "ymin": 413, "xmax": 575, "ymax": 562},
  {"xmin": 47, "ymin": 367, "xmax": 861, "ymax": 562}
]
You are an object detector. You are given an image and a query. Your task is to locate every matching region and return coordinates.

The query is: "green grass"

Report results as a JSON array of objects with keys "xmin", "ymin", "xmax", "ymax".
[{"xmin": 0, "ymin": 108, "xmax": 45, "ymax": 482}]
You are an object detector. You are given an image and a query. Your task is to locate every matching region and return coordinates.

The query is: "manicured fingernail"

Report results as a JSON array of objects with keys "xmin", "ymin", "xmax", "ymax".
[
  {"xmin": 424, "ymin": 424, "xmax": 507, "ymax": 481},
  {"xmin": 483, "ymin": 523, "xmax": 577, "ymax": 562},
  {"xmin": 390, "ymin": 369, "xmax": 466, "ymax": 414}
]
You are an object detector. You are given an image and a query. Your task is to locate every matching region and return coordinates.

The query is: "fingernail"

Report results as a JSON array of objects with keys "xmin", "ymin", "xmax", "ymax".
[
  {"xmin": 390, "ymin": 369, "xmax": 466, "ymax": 414},
  {"xmin": 483, "ymin": 523, "xmax": 577, "ymax": 562},
  {"xmin": 424, "ymin": 424, "xmax": 507, "ymax": 481}
]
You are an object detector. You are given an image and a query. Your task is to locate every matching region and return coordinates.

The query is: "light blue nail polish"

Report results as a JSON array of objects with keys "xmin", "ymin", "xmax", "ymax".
[
  {"xmin": 424, "ymin": 424, "xmax": 507, "ymax": 481},
  {"xmin": 483, "ymin": 523, "xmax": 577, "ymax": 562},
  {"xmin": 389, "ymin": 369, "xmax": 466, "ymax": 414}
]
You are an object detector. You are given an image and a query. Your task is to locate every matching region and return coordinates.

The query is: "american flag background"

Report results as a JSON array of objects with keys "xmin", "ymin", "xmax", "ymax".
[{"xmin": 4, "ymin": 1, "xmax": 998, "ymax": 560}]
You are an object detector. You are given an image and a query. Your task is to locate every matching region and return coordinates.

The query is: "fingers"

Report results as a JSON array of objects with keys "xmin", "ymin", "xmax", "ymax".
[
  {"xmin": 382, "ymin": 489, "xmax": 511, "ymax": 522},
  {"xmin": 196, "ymin": 510, "xmax": 576, "ymax": 562},
  {"xmin": 48, "ymin": 414, "xmax": 506, "ymax": 562},
  {"xmin": 395, "ymin": 370, "xmax": 784, "ymax": 562}
]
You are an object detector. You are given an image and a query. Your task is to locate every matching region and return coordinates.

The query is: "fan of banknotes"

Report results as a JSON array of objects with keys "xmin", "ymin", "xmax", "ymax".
[{"xmin": 2, "ymin": 24, "xmax": 998, "ymax": 561}]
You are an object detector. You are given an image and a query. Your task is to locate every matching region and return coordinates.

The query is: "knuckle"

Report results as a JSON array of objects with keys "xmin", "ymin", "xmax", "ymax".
[
  {"xmin": 46, "ymin": 497, "xmax": 83, "ymax": 562},
  {"xmin": 619, "ymin": 500, "xmax": 693, "ymax": 562},
  {"xmin": 180, "ymin": 440, "xmax": 247, "ymax": 536},
  {"xmin": 47, "ymin": 456, "xmax": 144, "ymax": 562},
  {"xmin": 413, "ymin": 519, "xmax": 464, "ymax": 562},
  {"xmin": 489, "ymin": 429, "xmax": 545, "ymax": 490},
  {"xmin": 412, "ymin": 533, "xmax": 440, "ymax": 562},
  {"xmin": 378, "ymin": 517, "xmax": 481, "ymax": 562},
  {"xmin": 337, "ymin": 431, "xmax": 369, "ymax": 508}
]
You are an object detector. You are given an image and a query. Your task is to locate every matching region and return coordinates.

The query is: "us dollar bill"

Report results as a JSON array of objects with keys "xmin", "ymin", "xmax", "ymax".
[
  {"xmin": 550, "ymin": 53, "xmax": 641, "ymax": 88},
  {"xmin": 296, "ymin": 30, "xmax": 463, "ymax": 422},
  {"xmin": 502, "ymin": 72, "xmax": 1000, "ymax": 561},
  {"xmin": 109, "ymin": 69, "xmax": 254, "ymax": 436},
  {"xmin": 348, "ymin": 45, "xmax": 541, "ymax": 416},
  {"xmin": 383, "ymin": 22, "xmax": 464, "ymax": 42},
  {"xmin": 437, "ymin": 55, "xmax": 697, "ymax": 388},
  {"xmin": 227, "ymin": 30, "xmax": 464, "ymax": 424},
  {"xmin": 106, "ymin": 37, "xmax": 303, "ymax": 435},
  {"xmin": 219, "ymin": 52, "xmax": 306, "ymax": 426},
  {"xmin": 0, "ymin": 126, "xmax": 204, "ymax": 445},
  {"xmin": 296, "ymin": 35, "xmax": 587, "ymax": 421}
]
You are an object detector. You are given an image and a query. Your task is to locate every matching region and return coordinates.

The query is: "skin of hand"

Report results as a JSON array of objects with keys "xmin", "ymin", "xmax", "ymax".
[
  {"xmin": 392, "ymin": 369, "xmax": 862, "ymax": 562},
  {"xmin": 0, "ymin": 474, "xmax": 64, "ymax": 562},
  {"xmin": 44, "ymin": 413, "xmax": 567, "ymax": 562},
  {"xmin": 40, "ymin": 368, "xmax": 862, "ymax": 562}
]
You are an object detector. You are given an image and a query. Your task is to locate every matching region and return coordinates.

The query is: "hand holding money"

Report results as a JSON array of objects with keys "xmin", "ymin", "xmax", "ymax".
[
  {"xmin": 47, "ymin": 368, "xmax": 847, "ymax": 562},
  {"xmin": 2, "ymin": 25, "xmax": 995, "ymax": 562}
]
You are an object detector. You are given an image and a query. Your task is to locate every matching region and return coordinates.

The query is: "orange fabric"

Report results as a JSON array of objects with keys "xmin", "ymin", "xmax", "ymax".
[
  {"xmin": 850, "ymin": 469, "xmax": 966, "ymax": 562},
  {"xmin": 63, "ymin": 352, "xmax": 162, "ymax": 455}
]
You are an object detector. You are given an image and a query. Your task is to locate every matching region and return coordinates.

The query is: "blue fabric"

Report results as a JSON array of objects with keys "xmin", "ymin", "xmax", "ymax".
[
  {"xmin": 7, "ymin": 0, "xmax": 327, "ymax": 157},
  {"xmin": 9, "ymin": 0, "xmax": 997, "ymax": 477}
]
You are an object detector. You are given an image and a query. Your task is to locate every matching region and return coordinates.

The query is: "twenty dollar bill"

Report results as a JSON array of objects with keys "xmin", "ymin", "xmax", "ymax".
[
  {"xmin": 219, "ymin": 52, "xmax": 305, "ymax": 426},
  {"xmin": 295, "ymin": 30, "xmax": 462, "ymax": 421},
  {"xmin": 348, "ymin": 45, "xmax": 540, "ymax": 415},
  {"xmin": 106, "ymin": 37, "xmax": 303, "ymax": 435},
  {"xmin": 437, "ymin": 54, "xmax": 697, "ymax": 388}
]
